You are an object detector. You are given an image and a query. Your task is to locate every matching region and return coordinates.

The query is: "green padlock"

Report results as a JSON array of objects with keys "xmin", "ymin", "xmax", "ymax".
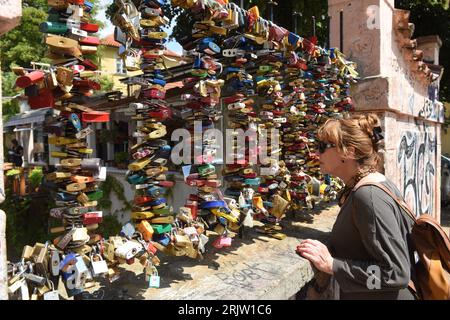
[
  {"xmin": 198, "ymin": 164, "xmax": 215, "ymax": 176},
  {"xmin": 152, "ymin": 207, "xmax": 171, "ymax": 216},
  {"xmin": 259, "ymin": 65, "xmax": 272, "ymax": 73},
  {"xmin": 40, "ymin": 22, "xmax": 68, "ymax": 34},
  {"xmin": 86, "ymin": 190, "xmax": 103, "ymax": 201},
  {"xmin": 152, "ymin": 224, "xmax": 172, "ymax": 234}
]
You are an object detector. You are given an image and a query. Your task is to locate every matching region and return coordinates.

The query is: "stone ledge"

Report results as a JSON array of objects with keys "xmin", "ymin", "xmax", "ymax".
[{"xmin": 80, "ymin": 205, "xmax": 339, "ymax": 300}]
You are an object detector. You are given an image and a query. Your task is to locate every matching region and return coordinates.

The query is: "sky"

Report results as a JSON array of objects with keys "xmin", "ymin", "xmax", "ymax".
[{"xmin": 96, "ymin": 0, "xmax": 183, "ymax": 54}]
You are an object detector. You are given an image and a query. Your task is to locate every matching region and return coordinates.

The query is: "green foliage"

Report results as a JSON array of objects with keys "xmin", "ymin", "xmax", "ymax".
[
  {"xmin": 97, "ymin": 215, "xmax": 122, "ymax": 239},
  {"xmin": 98, "ymin": 128, "xmax": 119, "ymax": 143},
  {"xmin": 2, "ymin": 99, "xmax": 20, "ymax": 123},
  {"xmin": 99, "ymin": 75, "xmax": 115, "ymax": 93},
  {"xmin": 114, "ymin": 151, "xmax": 129, "ymax": 164},
  {"xmin": 0, "ymin": 7, "xmax": 48, "ymax": 71},
  {"xmin": 28, "ymin": 167, "xmax": 44, "ymax": 190},
  {"xmin": 1, "ymin": 71, "xmax": 20, "ymax": 97},
  {"xmin": 1, "ymin": 188, "xmax": 54, "ymax": 261},
  {"xmin": 2, "ymin": 71, "xmax": 21, "ymax": 123},
  {"xmin": 23, "ymin": 0, "xmax": 48, "ymax": 10},
  {"xmin": 98, "ymin": 175, "xmax": 132, "ymax": 210}
]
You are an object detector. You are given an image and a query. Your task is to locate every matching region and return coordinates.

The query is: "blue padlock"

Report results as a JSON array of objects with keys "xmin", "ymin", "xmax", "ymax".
[
  {"xmin": 150, "ymin": 78, "xmax": 166, "ymax": 86},
  {"xmin": 83, "ymin": 1, "xmax": 93, "ymax": 12},
  {"xmin": 193, "ymin": 56, "xmax": 202, "ymax": 69},
  {"xmin": 60, "ymin": 253, "xmax": 77, "ymax": 272},
  {"xmin": 57, "ymin": 192, "xmax": 77, "ymax": 202},
  {"xmin": 128, "ymin": 174, "xmax": 146, "ymax": 185},
  {"xmin": 70, "ymin": 113, "xmax": 82, "ymax": 132},
  {"xmin": 148, "ymin": 197, "xmax": 167, "ymax": 206},
  {"xmin": 160, "ymin": 145, "xmax": 171, "ymax": 152},
  {"xmin": 225, "ymin": 189, "xmax": 242, "ymax": 197},
  {"xmin": 218, "ymin": 216, "xmax": 227, "ymax": 226},
  {"xmin": 288, "ymin": 32, "xmax": 300, "ymax": 46},
  {"xmin": 329, "ymin": 48, "xmax": 336, "ymax": 59},
  {"xmin": 147, "ymin": 186, "xmax": 167, "ymax": 197},
  {"xmin": 199, "ymin": 41, "xmax": 220, "ymax": 55},
  {"xmin": 245, "ymin": 178, "xmax": 261, "ymax": 186},
  {"xmin": 224, "ymin": 66, "xmax": 241, "ymax": 75},
  {"xmin": 263, "ymin": 201, "xmax": 273, "ymax": 208},
  {"xmin": 153, "ymin": 233, "xmax": 171, "ymax": 246}
]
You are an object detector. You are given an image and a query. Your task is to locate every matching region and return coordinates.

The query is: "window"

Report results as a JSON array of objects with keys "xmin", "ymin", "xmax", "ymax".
[{"xmin": 116, "ymin": 58, "xmax": 126, "ymax": 74}]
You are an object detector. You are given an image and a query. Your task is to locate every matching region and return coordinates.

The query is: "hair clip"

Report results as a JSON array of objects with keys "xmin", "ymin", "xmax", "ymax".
[{"xmin": 372, "ymin": 126, "xmax": 384, "ymax": 142}]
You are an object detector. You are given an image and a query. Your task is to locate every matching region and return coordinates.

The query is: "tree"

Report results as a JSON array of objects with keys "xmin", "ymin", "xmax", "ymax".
[
  {"xmin": 0, "ymin": 6, "xmax": 49, "ymax": 72},
  {"xmin": 99, "ymin": 75, "xmax": 115, "ymax": 93}
]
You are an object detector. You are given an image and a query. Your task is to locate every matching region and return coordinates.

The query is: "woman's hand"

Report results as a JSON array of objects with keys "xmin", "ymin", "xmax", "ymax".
[{"xmin": 296, "ymin": 239, "xmax": 334, "ymax": 275}]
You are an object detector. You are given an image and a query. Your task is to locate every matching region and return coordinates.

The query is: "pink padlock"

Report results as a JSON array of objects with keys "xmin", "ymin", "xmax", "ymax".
[{"xmin": 212, "ymin": 236, "xmax": 232, "ymax": 249}]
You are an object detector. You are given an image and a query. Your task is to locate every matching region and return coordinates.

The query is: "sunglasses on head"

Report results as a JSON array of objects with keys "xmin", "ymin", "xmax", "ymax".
[{"xmin": 318, "ymin": 141, "xmax": 336, "ymax": 153}]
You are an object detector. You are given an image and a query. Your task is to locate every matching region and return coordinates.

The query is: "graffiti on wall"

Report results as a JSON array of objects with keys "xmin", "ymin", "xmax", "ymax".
[{"xmin": 397, "ymin": 127, "xmax": 437, "ymax": 216}]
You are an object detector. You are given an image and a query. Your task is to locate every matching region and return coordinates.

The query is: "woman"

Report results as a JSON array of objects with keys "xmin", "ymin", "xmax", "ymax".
[
  {"xmin": 9, "ymin": 138, "xmax": 24, "ymax": 167},
  {"xmin": 297, "ymin": 113, "xmax": 416, "ymax": 300}
]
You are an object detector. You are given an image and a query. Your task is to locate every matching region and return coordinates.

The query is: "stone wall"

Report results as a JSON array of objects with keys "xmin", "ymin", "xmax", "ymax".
[{"xmin": 328, "ymin": 0, "xmax": 444, "ymax": 221}]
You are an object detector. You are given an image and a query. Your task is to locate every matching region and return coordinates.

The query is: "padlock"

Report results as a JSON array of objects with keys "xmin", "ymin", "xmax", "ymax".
[
  {"xmin": 50, "ymin": 250, "xmax": 60, "ymax": 276},
  {"xmin": 72, "ymin": 227, "xmax": 89, "ymax": 242},
  {"xmin": 32, "ymin": 243, "xmax": 49, "ymax": 276},
  {"xmin": 15, "ymin": 71, "xmax": 45, "ymax": 88},
  {"xmin": 115, "ymin": 240, "xmax": 143, "ymax": 260},
  {"xmin": 212, "ymin": 235, "xmax": 232, "ymax": 249},
  {"xmin": 83, "ymin": 211, "xmax": 103, "ymax": 225},
  {"xmin": 137, "ymin": 220, "xmax": 154, "ymax": 242},
  {"xmin": 90, "ymin": 253, "xmax": 108, "ymax": 276}
]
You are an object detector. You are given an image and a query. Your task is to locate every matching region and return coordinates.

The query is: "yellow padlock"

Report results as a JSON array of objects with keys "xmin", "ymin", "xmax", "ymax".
[{"xmin": 51, "ymin": 151, "xmax": 68, "ymax": 158}]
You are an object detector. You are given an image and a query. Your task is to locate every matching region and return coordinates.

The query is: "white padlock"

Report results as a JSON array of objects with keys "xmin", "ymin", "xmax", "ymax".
[
  {"xmin": 90, "ymin": 254, "xmax": 109, "ymax": 276},
  {"xmin": 115, "ymin": 240, "xmax": 143, "ymax": 260}
]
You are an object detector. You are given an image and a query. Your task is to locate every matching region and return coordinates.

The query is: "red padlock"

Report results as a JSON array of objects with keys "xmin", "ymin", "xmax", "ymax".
[
  {"xmin": 146, "ymin": 242, "xmax": 157, "ymax": 255},
  {"xmin": 148, "ymin": 108, "xmax": 172, "ymax": 120},
  {"xmin": 82, "ymin": 111, "xmax": 110, "ymax": 123},
  {"xmin": 80, "ymin": 23, "xmax": 99, "ymax": 33},
  {"xmin": 185, "ymin": 202, "xmax": 198, "ymax": 220},
  {"xmin": 83, "ymin": 212, "xmax": 103, "ymax": 225},
  {"xmin": 223, "ymin": 94, "xmax": 245, "ymax": 104},
  {"xmin": 15, "ymin": 71, "xmax": 45, "ymax": 88},
  {"xmin": 135, "ymin": 196, "xmax": 154, "ymax": 205},
  {"xmin": 144, "ymin": 88, "xmax": 166, "ymax": 100},
  {"xmin": 157, "ymin": 181, "xmax": 174, "ymax": 188},
  {"xmin": 71, "ymin": 65, "xmax": 85, "ymax": 74},
  {"xmin": 79, "ymin": 36, "xmax": 100, "ymax": 46},
  {"xmin": 73, "ymin": 79, "xmax": 101, "ymax": 90},
  {"xmin": 80, "ymin": 59, "xmax": 98, "ymax": 70},
  {"xmin": 188, "ymin": 194, "xmax": 200, "ymax": 201},
  {"xmin": 28, "ymin": 88, "xmax": 55, "ymax": 109}
]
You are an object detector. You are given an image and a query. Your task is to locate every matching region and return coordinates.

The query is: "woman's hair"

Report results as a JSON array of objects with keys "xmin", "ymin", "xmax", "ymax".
[{"xmin": 317, "ymin": 113, "xmax": 383, "ymax": 169}]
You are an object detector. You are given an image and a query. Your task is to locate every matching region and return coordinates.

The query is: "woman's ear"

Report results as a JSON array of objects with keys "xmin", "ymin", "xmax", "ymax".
[{"xmin": 346, "ymin": 146, "xmax": 357, "ymax": 159}]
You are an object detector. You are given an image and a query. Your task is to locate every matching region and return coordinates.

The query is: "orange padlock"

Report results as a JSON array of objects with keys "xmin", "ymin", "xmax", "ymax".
[{"xmin": 137, "ymin": 221, "xmax": 154, "ymax": 242}]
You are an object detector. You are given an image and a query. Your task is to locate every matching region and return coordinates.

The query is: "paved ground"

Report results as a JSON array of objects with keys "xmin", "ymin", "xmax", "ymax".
[
  {"xmin": 77, "ymin": 204, "xmax": 340, "ymax": 300},
  {"xmin": 58, "ymin": 203, "xmax": 450, "ymax": 300}
]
